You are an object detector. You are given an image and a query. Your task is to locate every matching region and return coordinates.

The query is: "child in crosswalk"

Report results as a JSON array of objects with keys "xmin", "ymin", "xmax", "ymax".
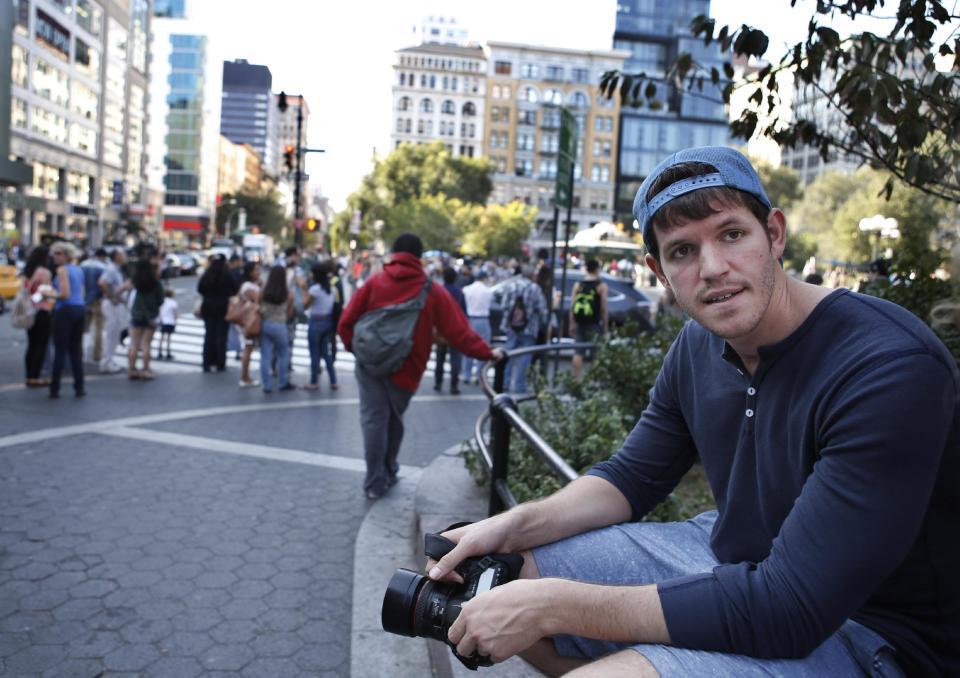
[{"xmin": 157, "ymin": 288, "xmax": 178, "ymax": 361}]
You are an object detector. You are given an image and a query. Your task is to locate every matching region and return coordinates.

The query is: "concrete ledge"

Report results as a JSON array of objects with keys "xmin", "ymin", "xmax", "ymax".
[{"xmin": 415, "ymin": 447, "xmax": 545, "ymax": 678}]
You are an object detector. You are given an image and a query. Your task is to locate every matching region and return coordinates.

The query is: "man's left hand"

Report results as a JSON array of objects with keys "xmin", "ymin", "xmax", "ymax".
[{"xmin": 447, "ymin": 579, "xmax": 550, "ymax": 663}]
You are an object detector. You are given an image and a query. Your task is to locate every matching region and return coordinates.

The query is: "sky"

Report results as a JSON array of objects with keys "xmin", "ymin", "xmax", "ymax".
[{"xmin": 190, "ymin": 0, "xmax": 847, "ymax": 212}]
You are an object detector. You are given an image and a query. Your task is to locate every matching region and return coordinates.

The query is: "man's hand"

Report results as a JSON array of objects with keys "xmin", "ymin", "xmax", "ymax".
[
  {"xmin": 447, "ymin": 579, "xmax": 551, "ymax": 663},
  {"xmin": 426, "ymin": 515, "xmax": 514, "ymax": 584},
  {"xmin": 491, "ymin": 348, "xmax": 506, "ymax": 363}
]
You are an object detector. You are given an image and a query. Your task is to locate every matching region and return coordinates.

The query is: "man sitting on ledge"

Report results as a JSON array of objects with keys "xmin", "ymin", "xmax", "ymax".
[{"xmin": 426, "ymin": 147, "xmax": 959, "ymax": 677}]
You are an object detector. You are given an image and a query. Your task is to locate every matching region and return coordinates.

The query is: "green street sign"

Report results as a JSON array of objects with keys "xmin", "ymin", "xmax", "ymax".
[{"xmin": 555, "ymin": 108, "xmax": 578, "ymax": 208}]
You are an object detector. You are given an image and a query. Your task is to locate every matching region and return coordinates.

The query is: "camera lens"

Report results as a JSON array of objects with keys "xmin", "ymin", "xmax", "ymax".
[{"xmin": 381, "ymin": 568, "xmax": 426, "ymax": 637}]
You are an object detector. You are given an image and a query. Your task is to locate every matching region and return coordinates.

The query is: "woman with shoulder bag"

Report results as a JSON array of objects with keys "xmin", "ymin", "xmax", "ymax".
[
  {"xmin": 303, "ymin": 263, "xmax": 338, "ymax": 391},
  {"xmin": 47, "ymin": 243, "xmax": 86, "ymax": 398},
  {"xmin": 197, "ymin": 255, "xmax": 239, "ymax": 372},
  {"xmin": 237, "ymin": 261, "xmax": 262, "ymax": 388},
  {"xmin": 21, "ymin": 246, "xmax": 53, "ymax": 387},
  {"xmin": 258, "ymin": 265, "xmax": 295, "ymax": 393}
]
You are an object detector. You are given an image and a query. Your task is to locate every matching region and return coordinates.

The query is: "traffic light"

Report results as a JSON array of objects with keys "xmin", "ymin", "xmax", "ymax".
[
  {"xmin": 306, "ymin": 218, "xmax": 318, "ymax": 232},
  {"xmin": 283, "ymin": 144, "xmax": 295, "ymax": 172}
]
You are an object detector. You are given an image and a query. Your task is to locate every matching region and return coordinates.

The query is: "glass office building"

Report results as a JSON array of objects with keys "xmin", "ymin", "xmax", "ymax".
[
  {"xmin": 612, "ymin": 0, "xmax": 730, "ymax": 224},
  {"xmin": 163, "ymin": 34, "xmax": 206, "ymax": 207}
]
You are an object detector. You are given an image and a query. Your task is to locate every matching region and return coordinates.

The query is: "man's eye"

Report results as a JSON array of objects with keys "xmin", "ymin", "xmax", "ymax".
[
  {"xmin": 671, "ymin": 246, "xmax": 690, "ymax": 259},
  {"xmin": 724, "ymin": 230, "xmax": 743, "ymax": 241}
]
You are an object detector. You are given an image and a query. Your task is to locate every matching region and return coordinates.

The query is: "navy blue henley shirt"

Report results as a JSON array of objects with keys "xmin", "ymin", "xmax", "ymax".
[{"xmin": 589, "ymin": 289, "xmax": 959, "ymax": 675}]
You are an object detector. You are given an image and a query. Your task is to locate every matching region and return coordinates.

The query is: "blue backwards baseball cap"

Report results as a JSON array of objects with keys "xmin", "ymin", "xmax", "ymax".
[{"xmin": 633, "ymin": 146, "xmax": 771, "ymax": 244}]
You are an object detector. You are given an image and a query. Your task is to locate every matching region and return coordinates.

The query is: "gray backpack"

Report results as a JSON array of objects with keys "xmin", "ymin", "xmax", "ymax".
[{"xmin": 352, "ymin": 278, "xmax": 431, "ymax": 377}]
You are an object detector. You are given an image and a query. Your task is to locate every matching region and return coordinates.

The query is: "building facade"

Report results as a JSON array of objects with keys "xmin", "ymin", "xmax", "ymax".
[
  {"xmin": 5, "ymin": 0, "xmax": 153, "ymax": 247},
  {"xmin": 217, "ymin": 135, "xmax": 261, "ymax": 198},
  {"xmin": 612, "ymin": 0, "xmax": 731, "ymax": 224},
  {"xmin": 220, "ymin": 59, "xmax": 276, "ymax": 172},
  {"xmin": 146, "ymin": 8, "xmax": 221, "ymax": 244},
  {"xmin": 391, "ymin": 43, "xmax": 487, "ymax": 159},
  {"xmin": 483, "ymin": 42, "xmax": 627, "ymax": 237}
]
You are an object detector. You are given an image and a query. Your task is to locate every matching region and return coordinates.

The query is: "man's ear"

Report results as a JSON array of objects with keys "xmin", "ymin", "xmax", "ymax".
[
  {"xmin": 766, "ymin": 208, "xmax": 787, "ymax": 260},
  {"xmin": 644, "ymin": 253, "xmax": 670, "ymax": 290}
]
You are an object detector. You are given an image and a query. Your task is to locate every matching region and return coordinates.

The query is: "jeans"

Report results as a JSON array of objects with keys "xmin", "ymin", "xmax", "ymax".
[
  {"xmin": 202, "ymin": 316, "xmax": 229, "ymax": 370},
  {"xmin": 227, "ymin": 322, "xmax": 241, "ymax": 353},
  {"xmin": 434, "ymin": 343, "xmax": 461, "ymax": 390},
  {"xmin": 502, "ymin": 331, "xmax": 536, "ymax": 393},
  {"xmin": 25, "ymin": 310, "xmax": 52, "ymax": 380},
  {"xmin": 51, "ymin": 305, "xmax": 85, "ymax": 395},
  {"xmin": 355, "ymin": 363, "xmax": 414, "ymax": 495},
  {"xmin": 307, "ymin": 315, "xmax": 337, "ymax": 386},
  {"xmin": 462, "ymin": 317, "xmax": 491, "ymax": 382},
  {"xmin": 100, "ymin": 299, "xmax": 124, "ymax": 370},
  {"xmin": 259, "ymin": 320, "xmax": 289, "ymax": 391}
]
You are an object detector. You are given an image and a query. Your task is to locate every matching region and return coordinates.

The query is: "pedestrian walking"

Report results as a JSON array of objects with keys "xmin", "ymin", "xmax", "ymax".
[
  {"xmin": 498, "ymin": 265, "xmax": 547, "ymax": 393},
  {"xmin": 157, "ymin": 288, "xmax": 178, "ymax": 361},
  {"xmin": 47, "ymin": 242, "xmax": 86, "ymax": 398},
  {"xmin": 21, "ymin": 246, "xmax": 53, "ymax": 387},
  {"xmin": 259, "ymin": 265, "xmax": 295, "ymax": 393},
  {"xmin": 303, "ymin": 263, "xmax": 338, "ymax": 391},
  {"xmin": 284, "ymin": 247, "xmax": 306, "ymax": 373},
  {"xmin": 80, "ymin": 247, "xmax": 107, "ymax": 363},
  {"xmin": 433, "ymin": 266, "xmax": 467, "ymax": 394},
  {"xmin": 569, "ymin": 258, "xmax": 608, "ymax": 380},
  {"xmin": 338, "ymin": 233, "xmax": 502, "ymax": 501},
  {"xmin": 197, "ymin": 255, "xmax": 239, "ymax": 373},
  {"xmin": 461, "ymin": 269, "xmax": 493, "ymax": 384},
  {"xmin": 236, "ymin": 260, "xmax": 262, "ymax": 388},
  {"xmin": 98, "ymin": 249, "xmax": 130, "ymax": 374},
  {"xmin": 326, "ymin": 259, "xmax": 344, "ymax": 363},
  {"xmin": 127, "ymin": 252, "xmax": 164, "ymax": 380}
]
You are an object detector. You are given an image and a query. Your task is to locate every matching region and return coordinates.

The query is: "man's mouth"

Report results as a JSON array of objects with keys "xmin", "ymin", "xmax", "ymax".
[{"xmin": 703, "ymin": 289, "xmax": 743, "ymax": 305}]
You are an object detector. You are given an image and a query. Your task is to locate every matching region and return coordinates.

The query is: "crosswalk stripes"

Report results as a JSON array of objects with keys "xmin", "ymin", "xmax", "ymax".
[{"xmin": 147, "ymin": 316, "xmax": 451, "ymax": 378}]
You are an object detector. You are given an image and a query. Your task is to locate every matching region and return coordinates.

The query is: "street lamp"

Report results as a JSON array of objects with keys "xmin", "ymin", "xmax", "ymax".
[
  {"xmin": 858, "ymin": 214, "xmax": 900, "ymax": 260},
  {"xmin": 221, "ymin": 198, "xmax": 246, "ymax": 240}
]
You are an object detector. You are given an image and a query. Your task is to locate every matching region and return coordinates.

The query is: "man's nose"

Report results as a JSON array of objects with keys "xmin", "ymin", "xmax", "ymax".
[{"xmin": 699, "ymin": 243, "xmax": 730, "ymax": 280}]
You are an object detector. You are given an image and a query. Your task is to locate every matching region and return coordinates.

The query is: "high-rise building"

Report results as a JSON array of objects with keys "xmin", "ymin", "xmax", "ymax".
[
  {"xmin": 483, "ymin": 42, "xmax": 627, "ymax": 237},
  {"xmin": 414, "ymin": 15, "xmax": 469, "ymax": 47},
  {"xmin": 391, "ymin": 43, "xmax": 486, "ymax": 159},
  {"xmin": 146, "ymin": 7, "xmax": 221, "ymax": 243},
  {"xmin": 612, "ymin": 0, "xmax": 731, "ymax": 224},
  {"xmin": 220, "ymin": 60, "xmax": 276, "ymax": 172},
  {"xmin": 5, "ymin": 0, "xmax": 153, "ymax": 246}
]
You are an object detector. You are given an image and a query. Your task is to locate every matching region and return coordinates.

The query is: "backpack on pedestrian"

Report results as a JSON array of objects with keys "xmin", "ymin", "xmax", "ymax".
[
  {"xmin": 507, "ymin": 289, "xmax": 529, "ymax": 332},
  {"xmin": 10, "ymin": 284, "xmax": 36, "ymax": 330},
  {"xmin": 572, "ymin": 280, "xmax": 600, "ymax": 325},
  {"xmin": 352, "ymin": 277, "xmax": 431, "ymax": 377}
]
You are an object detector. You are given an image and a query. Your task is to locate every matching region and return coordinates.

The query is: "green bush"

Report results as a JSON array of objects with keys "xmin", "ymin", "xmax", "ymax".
[{"xmin": 462, "ymin": 315, "xmax": 717, "ymax": 521}]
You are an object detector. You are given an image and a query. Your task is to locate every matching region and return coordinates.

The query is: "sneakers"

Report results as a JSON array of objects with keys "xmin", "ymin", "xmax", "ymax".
[
  {"xmin": 278, "ymin": 383, "xmax": 297, "ymax": 392},
  {"xmin": 99, "ymin": 363, "xmax": 123, "ymax": 374},
  {"xmin": 301, "ymin": 384, "xmax": 320, "ymax": 391},
  {"xmin": 239, "ymin": 379, "xmax": 260, "ymax": 389}
]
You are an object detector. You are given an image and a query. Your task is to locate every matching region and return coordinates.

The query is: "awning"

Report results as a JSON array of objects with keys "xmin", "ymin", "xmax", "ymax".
[{"xmin": 163, "ymin": 219, "xmax": 203, "ymax": 232}]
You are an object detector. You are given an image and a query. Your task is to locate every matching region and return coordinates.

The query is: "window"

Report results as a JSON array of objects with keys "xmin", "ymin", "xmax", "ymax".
[
  {"xmin": 514, "ymin": 158, "xmax": 533, "ymax": 177},
  {"xmin": 11, "ymin": 98, "xmax": 27, "ymax": 129},
  {"xmin": 494, "ymin": 61, "xmax": 511, "ymax": 75},
  {"xmin": 171, "ymin": 34, "xmax": 201, "ymax": 49},
  {"xmin": 396, "ymin": 118, "xmax": 404, "ymax": 133},
  {"xmin": 419, "ymin": 98, "xmax": 434, "ymax": 114},
  {"xmin": 492, "ymin": 85, "xmax": 501, "ymax": 99},
  {"xmin": 593, "ymin": 139, "xmax": 612, "ymax": 157},
  {"xmin": 417, "ymin": 119, "xmax": 425, "ymax": 135},
  {"xmin": 538, "ymin": 159, "xmax": 557, "ymax": 179},
  {"xmin": 69, "ymin": 123, "xmax": 96, "ymax": 155},
  {"xmin": 451, "ymin": 77, "xmax": 457, "ymax": 91},
  {"xmin": 518, "ymin": 109, "xmax": 536, "ymax": 126},
  {"xmin": 441, "ymin": 100, "xmax": 455, "ymax": 114},
  {"xmin": 542, "ymin": 109, "xmax": 560, "ymax": 128},
  {"xmin": 572, "ymin": 68, "xmax": 590, "ymax": 84},
  {"xmin": 398, "ymin": 96, "xmax": 412, "ymax": 111},
  {"xmin": 544, "ymin": 88, "xmax": 563, "ymax": 106},
  {"xmin": 420, "ymin": 74, "xmax": 427, "ymax": 87},
  {"xmin": 399, "ymin": 73, "xmax": 405, "ymax": 86},
  {"xmin": 468, "ymin": 123, "xmax": 475, "ymax": 138},
  {"xmin": 31, "ymin": 106, "xmax": 68, "ymax": 145},
  {"xmin": 540, "ymin": 134, "xmax": 558, "ymax": 153},
  {"xmin": 443, "ymin": 76, "xmax": 448, "ymax": 90},
  {"xmin": 569, "ymin": 91, "xmax": 589, "ymax": 108},
  {"xmin": 11, "ymin": 44, "xmax": 28, "ymax": 88},
  {"xmin": 519, "ymin": 87, "xmax": 540, "ymax": 103},
  {"xmin": 67, "ymin": 171, "xmax": 91, "ymax": 203},
  {"xmin": 520, "ymin": 63, "xmax": 539, "ymax": 79},
  {"xmin": 405, "ymin": 119, "xmax": 412, "ymax": 133},
  {"xmin": 71, "ymin": 82, "xmax": 98, "ymax": 121},
  {"xmin": 429, "ymin": 75, "xmax": 436, "ymax": 88},
  {"xmin": 490, "ymin": 106, "xmax": 500, "ymax": 123},
  {"xmin": 462, "ymin": 102, "xmax": 476, "ymax": 117},
  {"xmin": 545, "ymin": 66, "xmax": 564, "ymax": 81},
  {"xmin": 33, "ymin": 59, "xmax": 69, "ymax": 107},
  {"xmin": 517, "ymin": 133, "xmax": 534, "ymax": 151}
]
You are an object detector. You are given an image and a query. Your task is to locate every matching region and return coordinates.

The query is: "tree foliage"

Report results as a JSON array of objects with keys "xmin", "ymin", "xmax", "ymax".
[
  {"xmin": 459, "ymin": 201, "xmax": 538, "ymax": 258},
  {"xmin": 214, "ymin": 191, "xmax": 287, "ymax": 241},
  {"xmin": 755, "ymin": 159, "xmax": 803, "ymax": 209},
  {"xmin": 600, "ymin": 1, "xmax": 960, "ymax": 203}
]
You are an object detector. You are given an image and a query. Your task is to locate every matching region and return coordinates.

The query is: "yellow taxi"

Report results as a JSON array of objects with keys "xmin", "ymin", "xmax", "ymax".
[{"xmin": 0, "ymin": 264, "xmax": 20, "ymax": 313}]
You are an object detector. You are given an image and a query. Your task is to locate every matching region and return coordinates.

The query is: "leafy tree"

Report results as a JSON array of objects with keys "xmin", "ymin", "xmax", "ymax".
[
  {"xmin": 381, "ymin": 194, "xmax": 462, "ymax": 253},
  {"xmin": 214, "ymin": 191, "xmax": 287, "ymax": 241},
  {"xmin": 789, "ymin": 171, "xmax": 863, "ymax": 262},
  {"xmin": 755, "ymin": 159, "xmax": 802, "ymax": 209},
  {"xmin": 459, "ymin": 201, "xmax": 538, "ymax": 258},
  {"xmin": 600, "ymin": 1, "xmax": 960, "ymax": 203}
]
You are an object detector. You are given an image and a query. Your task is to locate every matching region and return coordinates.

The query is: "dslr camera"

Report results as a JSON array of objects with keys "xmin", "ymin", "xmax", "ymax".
[{"xmin": 381, "ymin": 523, "xmax": 524, "ymax": 670}]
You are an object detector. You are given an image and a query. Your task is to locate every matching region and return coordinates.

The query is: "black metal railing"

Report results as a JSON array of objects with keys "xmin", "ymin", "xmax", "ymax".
[{"xmin": 474, "ymin": 342, "xmax": 595, "ymax": 515}]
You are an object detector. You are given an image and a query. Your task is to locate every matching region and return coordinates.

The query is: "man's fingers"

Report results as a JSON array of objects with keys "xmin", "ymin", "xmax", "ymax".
[
  {"xmin": 424, "ymin": 557, "xmax": 463, "ymax": 583},
  {"xmin": 429, "ymin": 543, "xmax": 467, "ymax": 581}
]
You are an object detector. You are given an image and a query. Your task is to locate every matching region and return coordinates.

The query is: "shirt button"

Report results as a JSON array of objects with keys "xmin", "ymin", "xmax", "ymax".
[
  {"xmin": 745, "ymin": 409, "xmax": 755, "ymax": 418},
  {"xmin": 747, "ymin": 387, "xmax": 756, "ymax": 395}
]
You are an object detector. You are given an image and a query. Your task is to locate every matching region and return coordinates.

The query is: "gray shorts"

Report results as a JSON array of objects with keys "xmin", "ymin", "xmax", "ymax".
[{"xmin": 532, "ymin": 511, "xmax": 905, "ymax": 677}]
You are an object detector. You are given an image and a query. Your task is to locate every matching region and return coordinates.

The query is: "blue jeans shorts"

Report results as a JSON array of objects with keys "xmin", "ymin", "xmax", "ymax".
[{"xmin": 532, "ymin": 512, "xmax": 905, "ymax": 677}]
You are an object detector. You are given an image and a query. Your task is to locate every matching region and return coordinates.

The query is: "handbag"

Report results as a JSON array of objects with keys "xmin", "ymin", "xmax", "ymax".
[
  {"xmin": 10, "ymin": 284, "xmax": 36, "ymax": 330},
  {"xmin": 242, "ymin": 307, "xmax": 261, "ymax": 339},
  {"xmin": 225, "ymin": 296, "xmax": 247, "ymax": 324}
]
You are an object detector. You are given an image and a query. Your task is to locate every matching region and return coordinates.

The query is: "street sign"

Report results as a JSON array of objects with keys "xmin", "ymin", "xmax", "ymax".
[
  {"xmin": 293, "ymin": 218, "xmax": 305, "ymax": 230},
  {"xmin": 555, "ymin": 108, "xmax": 578, "ymax": 208},
  {"xmin": 111, "ymin": 179, "xmax": 124, "ymax": 206}
]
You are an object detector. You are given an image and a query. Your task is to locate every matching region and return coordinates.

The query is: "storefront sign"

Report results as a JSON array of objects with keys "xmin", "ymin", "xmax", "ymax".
[{"xmin": 35, "ymin": 10, "xmax": 70, "ymax": 59}]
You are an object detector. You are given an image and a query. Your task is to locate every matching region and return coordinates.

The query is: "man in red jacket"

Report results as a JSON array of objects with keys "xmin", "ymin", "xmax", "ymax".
[{"xmin": 338, "ymin": 233, "xmax": 502, "ymax": 500}]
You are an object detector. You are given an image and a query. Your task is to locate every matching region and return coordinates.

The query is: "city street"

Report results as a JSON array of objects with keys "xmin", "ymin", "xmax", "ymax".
[{"xmin": 0, "ymin": 278, "xmax": 487, "ymax": 676}]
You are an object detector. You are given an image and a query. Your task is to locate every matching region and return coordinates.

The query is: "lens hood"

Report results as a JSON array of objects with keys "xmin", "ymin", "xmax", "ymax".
[{"xmin": 381, "ymin": 568, "xmax": 425, "ymax": 637}]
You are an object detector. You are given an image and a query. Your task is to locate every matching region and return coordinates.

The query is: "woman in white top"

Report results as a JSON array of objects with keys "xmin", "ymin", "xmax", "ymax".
[
  {"xmin": 238, "ymin": 261, "xmax": 262, "ymax": 388},
  {"xmin": 303, "ymin": 263, "xmax": 338, "ymax": 391}
]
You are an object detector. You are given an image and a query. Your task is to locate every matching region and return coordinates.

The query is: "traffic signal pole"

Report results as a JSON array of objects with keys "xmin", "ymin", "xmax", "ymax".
[{"xmin": 294, "ymin": 103, "xmax": 303, "ymax": 248}]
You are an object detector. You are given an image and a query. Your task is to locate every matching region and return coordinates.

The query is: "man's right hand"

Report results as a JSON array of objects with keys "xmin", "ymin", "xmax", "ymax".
[{"xmin": 426, "ymin": 514, "xmax": 514, "ymax": 584}]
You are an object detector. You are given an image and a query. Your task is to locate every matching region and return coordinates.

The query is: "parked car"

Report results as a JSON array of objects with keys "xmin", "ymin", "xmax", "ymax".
[
  {"xmin": 176, "ymin": 252, "xmax": 198, "ymax": 275},
  {"xmin": 489, "ymin": 270, "xmax": 655, "ymax": 340},
  {"xmin": 0, "ymin": 264, "xmax": 19, "ymax": 314},
  {"xmin": 163, "ymin": 253, "xmax": 181, "ymax": 278}
]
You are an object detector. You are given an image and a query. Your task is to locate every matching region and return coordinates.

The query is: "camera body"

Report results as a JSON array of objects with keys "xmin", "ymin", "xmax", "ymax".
[{"xmin": 381, "ymin": 525, "xmax": 524, "ymax": 670}]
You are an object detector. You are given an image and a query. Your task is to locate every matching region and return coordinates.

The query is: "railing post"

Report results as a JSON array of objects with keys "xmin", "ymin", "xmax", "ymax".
[
  {"xmin": 493, "ymin": 352, "xmax": 506, "ymax": 394},
  {"xmin": 488, "ymin": 393, "xmax": 515, "ymax": 516}
]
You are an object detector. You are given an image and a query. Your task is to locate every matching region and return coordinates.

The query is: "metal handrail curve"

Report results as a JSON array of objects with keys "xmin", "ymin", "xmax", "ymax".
[{"xmin": 474, "ymin": 341, "xmax": 594, "ymax": 515}]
